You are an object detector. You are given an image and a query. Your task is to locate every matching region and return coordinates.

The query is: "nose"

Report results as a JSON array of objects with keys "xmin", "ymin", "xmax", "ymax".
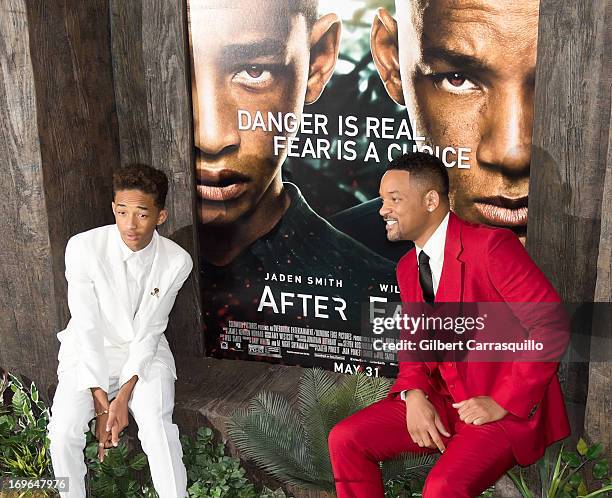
[
  {"xmin": 379, "ymin": 202, "xmax": 391, "ymax": 218},
  {"xmin": 127, "ymin": 213, "xmax": 138, "ymax": 229},
  {"xmin": 192, "ymin": 74, "xmax": 240, "ymax": 157},
  {"xmin": 476, "ymin": 85, "xmax": 532, "ymax": 177}
]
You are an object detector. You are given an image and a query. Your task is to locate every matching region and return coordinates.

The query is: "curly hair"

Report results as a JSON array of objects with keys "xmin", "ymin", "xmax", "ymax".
[{"xmin": 112, "ymin": 164, "xmax": 169, "ymax": 209}]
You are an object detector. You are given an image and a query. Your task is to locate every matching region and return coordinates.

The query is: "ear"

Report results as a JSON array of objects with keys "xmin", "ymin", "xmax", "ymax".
[
  {"xmin": 157, "ymin": 208, "xmax": 168, "ymax": 226},
  {"xmin": 305, "ymin": 13, "xmax": 341, "ymax": 104},
  {"xmin": 424, "ymin": 190, "xmax": 441, "ymax": 212},
  {"xmin": 111, "ymin": 201, "xmax": 116, "ymax": 214},
  {"xmin": 371, "ymin": 8, "xmax": 404, "ymax": 105}
]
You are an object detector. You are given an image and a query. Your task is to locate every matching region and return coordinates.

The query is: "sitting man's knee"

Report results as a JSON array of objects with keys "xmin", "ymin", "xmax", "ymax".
[
  {"xmin": 48, "ymin": 410, "xmax": 89, "ymax": 440},
  {"xmin": 423, "ymin": 467, "xmax": 455, "ymax": 498},
  {"xmin": 328, "ymin": 419, "xmax": 358, "ymax": 455},
  {"xmin": 48, "ymin": 419, "xmax": 88, "ymax": 453}
]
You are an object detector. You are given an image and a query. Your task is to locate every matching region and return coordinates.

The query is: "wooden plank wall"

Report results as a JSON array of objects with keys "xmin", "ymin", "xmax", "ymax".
[
  {"xmin": 0, "ymin": 0, "xmax": 59, "ymax": 399},
  {"xmin": 586, "ymin": 137, "xmax": 612, "ymax": 452},
  {"xmin": 530, "ymin": 0, "xmax": 611, "ymax": 444},
  {"xmin": 0, "ymin": 0, "xmax": 121, "ymax": 398},
  {"xmin": 109, "ymin": 0, "xmax": 201, "ymax": 357},
  {"xmin": 26, "ymin": 0, "xmax": 121, "ymax": 331}
]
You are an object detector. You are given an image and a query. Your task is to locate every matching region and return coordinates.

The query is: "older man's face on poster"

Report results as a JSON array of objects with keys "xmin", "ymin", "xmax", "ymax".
[{"xmin": 373, "ymin": 0, "xmax": 539, "ymax": 242}]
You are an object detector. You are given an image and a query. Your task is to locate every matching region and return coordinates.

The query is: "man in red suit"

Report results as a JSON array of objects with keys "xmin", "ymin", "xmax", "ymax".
[{"xmin": 328, "ymin": 152, "xmax": 570, "ymax": 497}]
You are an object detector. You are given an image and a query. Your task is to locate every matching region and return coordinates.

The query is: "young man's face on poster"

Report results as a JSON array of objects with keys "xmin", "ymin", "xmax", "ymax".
[
  {"xmin": 372, "ymin": 0, "xmax": 539, "ymax": 241},
  {"xmin": 187, "ymin": 0, "xmax": 340, "ymax": 226}
]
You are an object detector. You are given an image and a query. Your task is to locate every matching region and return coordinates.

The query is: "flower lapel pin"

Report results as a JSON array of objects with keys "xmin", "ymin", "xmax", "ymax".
[{"xmin": 151, "ymin": 288, "xmax": 160, "ymax": 298}]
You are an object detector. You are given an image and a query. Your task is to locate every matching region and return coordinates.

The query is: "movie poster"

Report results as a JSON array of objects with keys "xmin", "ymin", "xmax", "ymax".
[{"xmin": 188, "ymin": 0, "xmax": 539, "ymax": 376}]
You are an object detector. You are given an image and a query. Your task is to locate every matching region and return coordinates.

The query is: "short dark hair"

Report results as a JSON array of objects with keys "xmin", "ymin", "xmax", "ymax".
[
  {"xmin": 113, "ymin": 164, "xmax": 169, "ymax": 209},
  {"xmin": 386, "ymin": 152, "xmax": 449, "ymax": 197}
]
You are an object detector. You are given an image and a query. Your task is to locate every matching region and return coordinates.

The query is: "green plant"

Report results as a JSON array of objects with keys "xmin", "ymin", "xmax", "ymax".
[
  {"xmin": 507, "ymin": 439, "xmax": 611, "ymax": 498},
  {"xmin": 0, "ymin": 370, "xmax": 284, "ymax": 497},
  {"xmin": 0, "ymin": 372, "xmax": 52, "ymax": 480},
  {"xmin": 84, "ymin": 429, "xmax": 156, "ymax": 498},
  {"xmin": 256, "ymin": 487, "xmax": 287, "ymax": 498},
  {"xmin": 181, "ymin": 426, "xmax": 256, "ymax": 498},
  {"xmin": 181, "ymin": 426, "xmax": 286, "ymax": 498},
  {"xmin": 227, "ymin": 369, "xmax": 437, "ymax": 494},
  {"xmin": 84, "ymin": 423, "xmax": 285, "ymax": 498},
  {"xmin": 383, "ymin": 454, "xmax": 457, "ymax": 497},
  {"xmin": 0, "ymin": 371, "xmax": 55, "ymax": 496}
]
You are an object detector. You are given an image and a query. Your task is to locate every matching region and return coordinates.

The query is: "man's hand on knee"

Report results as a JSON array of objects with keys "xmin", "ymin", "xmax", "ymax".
[
  {"xmin": 91, "ymin": 388, "xmax": 113, "ymax": 461},
  {"xmin": 404, "ymin": 389, "xmax": 450, "ymax": 453},
  {"xmin": 106, "ymin": 375, "xmax": 138, "ymax": 447},
  {"xmin": 453, "ymin": 396, "xmax": 508, "ymax": 425},
  {"xmin": 95, "ymin": 412, "xmax": 113, "ymax": 462}
]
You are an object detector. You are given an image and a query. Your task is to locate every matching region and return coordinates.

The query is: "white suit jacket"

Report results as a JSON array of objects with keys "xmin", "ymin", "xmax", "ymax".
[{"xmin": 56, "ymin": 224, "xmax": 193, "ymax": 392}]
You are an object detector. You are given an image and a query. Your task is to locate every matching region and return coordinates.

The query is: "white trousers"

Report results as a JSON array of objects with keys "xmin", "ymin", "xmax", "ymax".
[{"xmin": 48, "ymin": 360, "xmax": 187, "ymax": 498}]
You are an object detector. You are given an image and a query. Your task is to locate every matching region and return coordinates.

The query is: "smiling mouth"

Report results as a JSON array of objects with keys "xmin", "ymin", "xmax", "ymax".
[
  {"xmin": 474, "ymin": 196, "xmax": 528, "ymax": 227},
  {"xmin": 197, "ymin": 169, "xmax": 250, "ymax": 202},
  {"xmin": 384, "ymin": 218, "xmax": 398, "ymax": 230}
]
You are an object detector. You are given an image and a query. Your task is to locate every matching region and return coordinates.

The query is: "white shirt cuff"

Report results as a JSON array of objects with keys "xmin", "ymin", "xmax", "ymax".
[{"xmin": 399, "ymin": 389, "xmax": 428, "ymax": 401}]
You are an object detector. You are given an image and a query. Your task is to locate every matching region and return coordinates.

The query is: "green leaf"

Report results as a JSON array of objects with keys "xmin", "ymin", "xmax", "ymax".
[
  {"xmin": 593, "ymin": 460, "xmax": 608, "ymax": 480},
  {"xmin": 227, "ymin": 391, "xmax": 317, "ymax": 487},
  {"xmin": 258, "ymin": 486, "xmax": 287, "ymax": 498},
  {"xmin": 11, "ymin": 389, "xmax": 28, "ymax": 416},
  {"xmin": 0, "ymin": 414, "xmax": 15, "ymax": 431},
  {"xmin": 577, "ymin": 480, "xmax": 588, "ymax": 496},
  {"xmin": 100, "ymin": 456, "xmax": 115, "ymax": 475},
  {"xmin": 84, "ymin": 442, "xmax": 99, "ymax": 461},
  {"xmin": 197, "ymin": 426, "xmax": 213, "ymax": 441},
  {"xmin": 569, "ymin": 473, "xmax": 583, "ymax": 488},
  {"xmin": 506, "ymin": 469, "xmax": 534, "ymax": 498},
  {"xmin": 561, "ymin": 451, "xmax": 581, "ymax": 468},
  {"xmin": 549, "ymin": 448, "xmax": 568, "ymax": 496},
  {"xmin": 8, "ymin": 373, "xmax": 24, "ymax": 391},
  {"xmin": 113, "ymin": 464, "xmax": 128, "ymax": 477},
  {"xmin": 30, "ymin": 383, "xmax": 39, "ymax": 403},
  {"xmin": 580, "ymin": 484, "xmax": 612, "ymax": 498},
  {"xmin": 130, "ymin": 452, "xmax": 148, "ymax": 471},
  {"xmin": 586, "ymin": 444, "xmax": 604, "ymax": 460},
  {"xmin": 576, "ymin": 438, "xmax": 589, "ymax": 456}
]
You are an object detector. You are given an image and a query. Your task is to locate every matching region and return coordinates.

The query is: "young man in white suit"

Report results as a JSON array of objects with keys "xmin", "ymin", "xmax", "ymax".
[{"xmin": 48, "ymin": 164, "xmax": 193, "ymax": 498}]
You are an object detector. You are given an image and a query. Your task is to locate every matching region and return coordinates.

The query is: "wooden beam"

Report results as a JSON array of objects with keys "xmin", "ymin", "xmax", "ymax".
[
  {"xmin": 529, "ymin": 0, "xmax": 611, "ymax": 441},
  {"xmin": 0, "ymin": 0, "xmax": 58, "ymax": 398},
  {"xmin": 585, "ymin": 105, "xmax": 612, "ymax": 451},
  {"xmin": 110, "ymin": 0, "xmax": 152, "ymax": 166}
]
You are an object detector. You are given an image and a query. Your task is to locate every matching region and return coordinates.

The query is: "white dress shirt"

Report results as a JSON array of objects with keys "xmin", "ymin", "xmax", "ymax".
[
  {"xmin": 415, "ymin": 212, "xmax": 450, "ymax": 296},
  {"xmin": 106, "ymin": 232, "xmax": 156, "ymax": 377},
  {"xmin": 401, "ymin": 212, "xmax": 450, "ymax": 401},
  {"xmin": 119, "ymin": 233, "xmax": 156, "ymax": 318}
]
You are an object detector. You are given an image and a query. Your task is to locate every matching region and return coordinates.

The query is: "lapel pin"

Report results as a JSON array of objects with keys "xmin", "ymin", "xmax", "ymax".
[{"xmin": 151, "ymin": 288, "xmax": 160, "ymax": 298}]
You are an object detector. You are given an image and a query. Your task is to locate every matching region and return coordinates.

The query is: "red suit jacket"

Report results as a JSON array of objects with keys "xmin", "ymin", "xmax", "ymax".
[{"xmin": 390, "ymin": 212, "xmax": 570, "ymax": 465}]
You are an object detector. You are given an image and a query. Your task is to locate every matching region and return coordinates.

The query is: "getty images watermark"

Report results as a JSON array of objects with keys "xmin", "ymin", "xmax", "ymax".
[{"xmin": 364, "ymin": 302, "xmax": 570, "ymax": 363}]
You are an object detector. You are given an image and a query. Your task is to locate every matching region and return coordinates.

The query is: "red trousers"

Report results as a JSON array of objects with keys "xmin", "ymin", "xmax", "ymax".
[{"xmin": 328, "ymin": 397, "xmax": 517, "ymax": 498}]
